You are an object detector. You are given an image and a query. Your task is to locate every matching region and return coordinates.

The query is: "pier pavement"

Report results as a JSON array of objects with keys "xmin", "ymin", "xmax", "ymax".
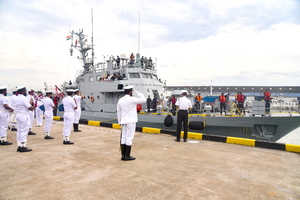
[{"xmin": 1, "ymin": 120, "xmax": 300, "ymax": 200}]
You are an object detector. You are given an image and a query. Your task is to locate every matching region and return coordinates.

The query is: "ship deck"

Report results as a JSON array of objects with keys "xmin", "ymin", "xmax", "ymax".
[{"xmin": 1, "ymin": 120, "xmax": 300, "ymax": 199}]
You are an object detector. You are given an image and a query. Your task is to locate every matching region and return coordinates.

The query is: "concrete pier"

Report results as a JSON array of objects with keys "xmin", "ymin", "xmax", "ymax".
[{"xmin": 1, "ymin": 121, "xmax": 300, "ymax": 199}]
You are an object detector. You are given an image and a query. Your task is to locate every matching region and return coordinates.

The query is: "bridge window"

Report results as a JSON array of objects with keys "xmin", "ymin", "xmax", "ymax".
[
  {"xmin": 141, "ymin": 73, "xmax": 152, "ymax": 79},
  {"xmin": 153, "ymin": 74, "xmax": 158, "ymax": 80},
  {"xmin": 89, "ymin": 76, "xmax": 94, "ymax": 82},
  {"xmin": 129, "ymin": 73, "xmax": 140, "ymax": 78}
]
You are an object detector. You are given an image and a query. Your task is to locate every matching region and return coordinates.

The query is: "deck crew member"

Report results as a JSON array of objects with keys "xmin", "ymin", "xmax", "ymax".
[
  {"xmin": 146, "ymin": 95, "xmax": 151, "ymax": 112},
  {"xmin": 10, "ymin": 88, "xmax": 18, "ymax": 131},
  {"xmin": 73, "ymin": 89, "xmax": 84, "ymax": 132},
  {"xmin": 26, "ymin": 89, "xmax": 36, "ymax": 135},
  {"xmin": 152, "ymin": 95, "xmax": 158, "ymax": 112},
  {"xmin": 237, "ymin": 91, "xmax": 245, "ymax": 115},
  {"xmin": 171, "ymin": 95, "xmax": 177, "ymax": 115},
  {"xmin": 43, "ymin": 91, "xmax": 55, "ymax": 139},
  {"xmin": 195, "ymin": 93, "xmax": 202, "ymax": 112},
  {"xmin": 15, "ymin": 85, "xmax": 35, "ymax": 152},
  {"xmin": 0, "ymin": 86, "xmax": 14, "ymax": 145},
  {"xmin": 264, "ymin": 89, "xmax": 272, "ymax": 114},
  {"xmin": 62, "ymin": 89, "xmax": 77, "ymax": 144},
  {"xmin": 175, "ymin": 91, "xmax": 192, "ymax": 142},
  {"xmin": 130, "ymin": 53, "xmax": 135, "ymax": 65},
  {"xmin": 35, "ymin": 91, "xmax": 44, "ymax": 127},
  {"xmin": 117, "ymin": 85, "xmax": 146, "ymax": 161},
  {"xmin": 219, "ymin": 92, "xmax": 230, "ymax": 115},
  {"xmin": 141, "ymin": 56, "xmax": 144, "ymax": 66},
  {"xmin": 115, "ymin": 56, "xmax": 120, "ymax": 67}
]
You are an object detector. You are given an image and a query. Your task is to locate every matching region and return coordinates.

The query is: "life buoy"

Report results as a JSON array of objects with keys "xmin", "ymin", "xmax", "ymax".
[{"xmin": 90, "ymin": 96, "xmax": 95, "ymax": 102}]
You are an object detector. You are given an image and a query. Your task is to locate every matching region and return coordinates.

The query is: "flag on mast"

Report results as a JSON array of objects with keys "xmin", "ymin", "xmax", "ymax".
[
  {"xmin": 75, "ymin": 39, "xmax": 78, "ymax": 46},
  {"xmin": 66, "ymin": 36, "xmax": 72, "ymax": 40}
]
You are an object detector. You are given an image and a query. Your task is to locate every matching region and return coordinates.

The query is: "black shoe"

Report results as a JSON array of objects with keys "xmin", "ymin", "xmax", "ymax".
[
  {"xmin": 121, "ymin": 144, "xmax": 126, "ymax": 160},
  {"xmin": 74, "ymin": 130, "xmax": 81, "ymax": 132},
  {"xmin": 175, "ymin": 139, "xmax": 180, "ymax": 142},
  {"xmin": 17, "ymin": 146, "xmax": 21, "ymax": 152},
  {"xmin": 28, "ymin": 131, "xmax": 36, "ymax": 135},
  {"xmin": 45, "ymin": 136, "xmax": 54, "ymax": 139},
  {"xmin": 124, "ymin": 145, "xmax": 135, "ymax": 161},
  {"xmin": 19, "ymin": 147, "xmax": 32, "ymax": 152},
  {"xmin": 73, "ymin": 124, "xmax": 81, "ymax": 132},
  {"xmin": 184, "ymin": 139, "xmax": 187, "ymax": 142},
  {"xmin": 11, "ymin": 128, "xmax": 17, "ymax": 131},
  {"xmin": 63, "ymin": 140, "xmax": 74, "ymax": 145},
  {"xmin": 0, "ymin": 141, "xmax": 13, "ymax": 145}
]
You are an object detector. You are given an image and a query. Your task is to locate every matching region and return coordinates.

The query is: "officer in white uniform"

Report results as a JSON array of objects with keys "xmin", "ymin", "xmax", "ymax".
[
  {"xmin": 73, "ymin": 89, "xmax": 84, "ymax": 132},
  {"xmin": 26, "ymin": 89, "xmax": 36, "ymax": 135},
  {"xmin": 10, "ymin": 88, "xmax": 18, "ymax": 131},
  {"xmin": 0, "ymin": 86, "xmax": 14, "ymax": 145},
  {"xmin": 175, "ymin": 90, "xmax": 192, "ymax": 142},
  {"xmin": 62, "ymin": 89, "xmax": 77, "ymax": 144},
  {"xmin": 15, "ymin": 85, "xmax": 35, "ymax": 152},
  {"xmin": 43, "ymin": 91, "xmax": 55, "ymax": 139},
  {"xmin": 35, "ymin": 91, "xmax": 44, "ymax": 127},
  {"xmin": 117, "ymin": 85, "xmax": 146, "ymax": 161}
]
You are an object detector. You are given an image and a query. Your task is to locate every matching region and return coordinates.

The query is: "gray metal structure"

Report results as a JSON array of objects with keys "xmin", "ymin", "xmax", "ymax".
[{"xmin": 58, "ymin": 28, "xmax": 300, "ymax": 142}]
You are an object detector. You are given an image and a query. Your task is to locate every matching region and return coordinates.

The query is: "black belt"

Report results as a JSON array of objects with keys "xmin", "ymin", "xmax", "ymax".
[{"xmin": 179, "ymin": 109, "xmax": 188, "ymax": 111}]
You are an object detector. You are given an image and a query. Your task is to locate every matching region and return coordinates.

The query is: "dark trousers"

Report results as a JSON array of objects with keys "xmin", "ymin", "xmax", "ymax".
[
  {"xmin": 147, "ymin": 104, "xmax": 150, "ymax": 112},
  {"xmin": 238, "ymin": 102, "xmax": 244, "ymax": 114},
  {"xmin": 265, "ymin": 100, "xmax": 270, "ymax": 113},
  {"xmin": 220, "ymin": 102, "xmax": 226, "ymax": 114},
  {"xmin": 176, "ymin": 110, "xmax": 188, "ymax": 140}
]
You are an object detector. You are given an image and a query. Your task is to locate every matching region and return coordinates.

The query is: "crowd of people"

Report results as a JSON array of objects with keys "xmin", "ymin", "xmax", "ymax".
[{"xmin": 0, "ymin": 86, "xmax": 84, "ymax": 152}]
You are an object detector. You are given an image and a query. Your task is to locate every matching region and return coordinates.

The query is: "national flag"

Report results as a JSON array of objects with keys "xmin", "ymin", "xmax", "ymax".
[
  {"xmin": 75, "ymin": 39, "xmax": 78, "ymax": 46},
  {"xmin": 66, "ymin": 36, "xmax": 72, "ymax": 40}
]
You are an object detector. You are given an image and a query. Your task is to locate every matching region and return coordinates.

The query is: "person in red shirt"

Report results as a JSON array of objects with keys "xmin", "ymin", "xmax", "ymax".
[
  {"xmin": 237, "ymin": 91, "xmax": 245, "ymax": 115},
  {"xmin": 264, "ymin": 89, "xmax": 272, "ymax": 114},
  {"xmin": 219, "ymin": 92, "xmax": 227, "ymax": 114}
]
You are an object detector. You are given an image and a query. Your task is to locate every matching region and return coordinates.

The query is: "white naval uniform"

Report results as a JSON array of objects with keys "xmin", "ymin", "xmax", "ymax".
[
  {"xmin": 73, "ymin": 95, "xmax": 81, "ymax": 124},
  {"xmin": 0, "ymin": 94, "xmax": 10, "ymax": 139},
  {"xmin": 15, "ymin": 94, "xmax": 31, "ymax": 143},
  {"xmin": 35, "ymin": 97, "xmax": 44, "ymax": 126},
  {"xmin": 117, "ymin": 92, "xmax": 146, "ymax": 145},
  {"xmin": 62, "ymin": 96, "xmax": 76, "ymax": 138},
  {"xmin": 43, "ymin": 97, "xmax": 54, "ymax": 133},
  {"xmin": 26, "ymin": 95, "xmax": 34, "ymax": 130},
  {"xmin": 10, "ymin": 94, "xmax": 17, "ymax": 128}
]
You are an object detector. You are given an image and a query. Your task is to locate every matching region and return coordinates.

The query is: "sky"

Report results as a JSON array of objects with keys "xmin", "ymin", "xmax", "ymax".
[{"xmin": 0, "ymin": 0, "xmax": 299, "ymax": 92}]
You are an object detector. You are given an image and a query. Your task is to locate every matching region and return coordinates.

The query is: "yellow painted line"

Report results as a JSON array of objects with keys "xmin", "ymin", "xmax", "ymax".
[
  {"xmin": 226, "ymin": 137, "xmax": 255, "ymax": 147},
  {"xmin": 286, "ymin": 144, "xmax": 300, "ymax": 153},
  {"xmin": 112, "ymin": 124, "xmax": 121, "ymax": 129},
  {"xmin": 88, "ymin": 121, "xmax": 100, "ymax": 126},
  {"xmin": 53, "ymin": 116, "xmax": 61, "ymax": 121},
  {"xmin": 188, "ymin": 132, "xmax": 203, "ymax": 140},
  {"xmin": 142, "ymin": 127, "xmax": 161, "ymax": 134}
]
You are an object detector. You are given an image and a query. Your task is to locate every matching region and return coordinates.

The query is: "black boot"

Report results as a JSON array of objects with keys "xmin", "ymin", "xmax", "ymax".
[
  {"xmin": 121, "ymin": 144, "xmax": 126, "ymax": 160},
  {"xmin": 74, "ymin": 124, "xmax": 81, "ymax": 132},
  {"xmin": 124, "ymin": 145, "xmax": 135, "ymax": 161},
  {"xmin": 11, "ymin": 128, "xmax": 17, "ymax": 131},
  {"xmin": 19, "ymin": 146, "xmax": 32, "ymax": 152},
  {"xmin": 28, "ymin": 130, "xmax": 36, "ymax": 135},
  {"xmin": 0, "ymin": 141, "xmax": 13, "ymax": 145}
]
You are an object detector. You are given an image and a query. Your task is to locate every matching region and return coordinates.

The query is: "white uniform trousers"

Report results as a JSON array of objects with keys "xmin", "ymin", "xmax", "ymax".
[
  {"xmin": 74, "ymin": 109, "xmax": 81, "ymax": 124},
  {"xmin": 44, "ymin": 111, "xmax": 53, "ymax": 132},
  {"xmin": 16, "ymin": 113, "xmax": 30, "ymax": 143},
  {"xmin": 63, "ymin": 112, "xmax": 74, "ymax": 136},
  {"xmin": 10, "ymin": 109, "xmax": 17, "ymax": 128},
  {"xmin": 28, "ymin": 110, "xmax": 34, "ymax": 129},
  {"xmin": 0, "ymin": 111, "xmax": 10, "ymax": 138},
  {"xmin": 120, "ymin": 123, "xmax": 136, "ymax": 146},
  {"xmin": 35, "ymin": 107, "xmax": 43, "ymax": 126}
]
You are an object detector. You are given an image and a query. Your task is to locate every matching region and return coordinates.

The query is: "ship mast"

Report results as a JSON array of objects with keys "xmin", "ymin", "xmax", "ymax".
[{"xmin": 91, "ymin": 8, "xmax": 94, "ymax": 66}]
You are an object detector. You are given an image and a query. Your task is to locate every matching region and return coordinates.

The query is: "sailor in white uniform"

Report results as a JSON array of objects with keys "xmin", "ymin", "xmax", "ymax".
[
  {"xmin": 43, "ymin": 91, "xmax": 55, "ymax": 139},
  {"xmin": 26, "ymin": 89, "xmax": 36, "ymax": 135},
  {"xmin": 117, "ymin": 85, "xmax": 146, "ymax": 161},
  {"xmin": 35, "ymin": 91, "xmax": 44, "ymax": 127},
  {"xmin": 10, "ymin": 88, "xmax": 18, "ymax": 131},
  {"xmin": 15, "ymin": 85, "xmax": 35, "ymax": 152},
  {"xmin": 62, "ymin": 89, "xmax": 77, "ymax": 144},
  {"xmin": 73, "ymin": 89, "xmax": 84, "ymax": 132},
  {"xmin": 0, "ymin": 86, "xmax": 14, "ymax": 145}
]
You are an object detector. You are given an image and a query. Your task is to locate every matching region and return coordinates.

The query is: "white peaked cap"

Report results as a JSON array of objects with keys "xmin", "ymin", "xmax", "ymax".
[
  {"xmin": 66, "ymin": 89, "xmax": 76, "ymax": 92},
  {"xmin": 0, "ymin": 86, "xmax": 7, "ymax": 90},
  {"xmin": 124, "ymin": 85, "xmax": 134, "ymax": 90},
  {"xmin": 46, "ymin": 90, "xmax": 53, "ymax": 94},
  {"xmin": 181, "ymin": 90, "xmax": 188, "ymax": 94},
  {"xmin": 17, "ymin": 85, "xmax": 26, "ymax": 90},
  {"xmin": 13, "ymin": 88, "xmax": 17, "ymax": 92}
]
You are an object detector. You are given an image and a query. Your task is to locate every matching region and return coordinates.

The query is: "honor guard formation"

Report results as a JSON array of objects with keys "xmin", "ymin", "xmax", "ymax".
[{"xmin": 0, "ymin": 85, "xmax": 85, "ymax": 152}]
